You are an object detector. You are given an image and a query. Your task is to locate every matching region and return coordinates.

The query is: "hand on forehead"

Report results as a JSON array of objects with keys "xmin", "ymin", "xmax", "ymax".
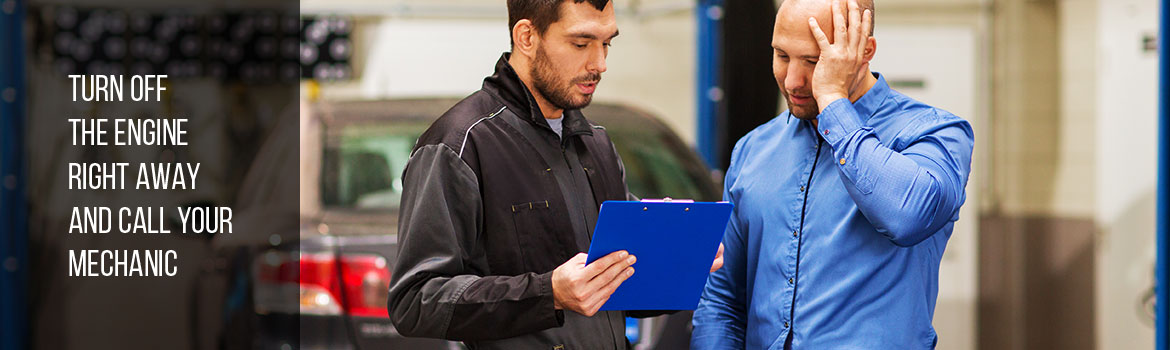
[
  {"xmin": 781, "ymin": 0, "xmax": 832, "ymax": 35},
  {"xmin": 777, "ymin": 0, "xmax": 871, "ymax": 44}
]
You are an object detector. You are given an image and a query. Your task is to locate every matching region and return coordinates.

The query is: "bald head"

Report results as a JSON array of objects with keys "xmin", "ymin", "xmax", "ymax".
[
  {"xmin": 771, "ymin": 0, "xmax": 877, "ymax": 119},
  {"xmin": 778, "ymin": 0, "xmax": 874, "ymax": 39}
]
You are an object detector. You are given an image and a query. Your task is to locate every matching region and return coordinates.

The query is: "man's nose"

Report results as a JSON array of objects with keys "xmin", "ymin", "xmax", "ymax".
[
  {"xmin": 587, "ymin": 46, "xmax": 607, "ymax": 74},
  {"xmin": 784, "ymin": 64, "xmax": 808, "ymax": 92}
]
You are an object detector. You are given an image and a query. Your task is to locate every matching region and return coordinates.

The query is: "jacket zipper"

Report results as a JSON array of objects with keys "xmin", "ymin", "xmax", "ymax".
[{"xmin": 557, "ymin": 128, "xmax": 623, "ymax": 349}]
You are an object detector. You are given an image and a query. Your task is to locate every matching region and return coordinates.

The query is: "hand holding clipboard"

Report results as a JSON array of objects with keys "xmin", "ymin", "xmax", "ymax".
[{"xmin": 584, "ymin": 199, "xmax": 734, "ymax": 311}]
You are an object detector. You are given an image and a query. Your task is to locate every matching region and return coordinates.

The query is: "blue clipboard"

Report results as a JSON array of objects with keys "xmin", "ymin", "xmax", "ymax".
[{"xmin": 586, "ymin": 199, "xmax": 734, "ymax": 311}]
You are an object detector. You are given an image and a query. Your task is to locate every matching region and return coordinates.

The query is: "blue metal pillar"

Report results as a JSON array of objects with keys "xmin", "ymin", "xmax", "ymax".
[
  {"xmin": 1158, "ymin": 0, "xmax": 1169, "ymax": 348},
  {"xmin": 696, "ymin": 0, "xmax": 723, "ymax": 169},
  {"xmin": 0, "ymin": 0, "xmax": 28, "ymax": 349}
]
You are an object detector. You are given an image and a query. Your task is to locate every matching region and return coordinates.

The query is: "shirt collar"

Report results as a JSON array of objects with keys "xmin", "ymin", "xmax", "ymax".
[{"xmin": 852, "ymin": 72, "xmax": 890, "ymax": 122}]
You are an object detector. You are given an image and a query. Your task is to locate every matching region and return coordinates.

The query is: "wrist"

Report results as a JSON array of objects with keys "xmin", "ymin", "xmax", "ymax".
[
  {"xmin": 549, "ymin": 270, "xmax": 564, "ymax": 310},
  {"xmin": 553, "ymin": 287, "xmax": 563, "ymax": 310},
  {"xmin": 816, "ymin": 92, "xmax": 848, "ymax": 112}
]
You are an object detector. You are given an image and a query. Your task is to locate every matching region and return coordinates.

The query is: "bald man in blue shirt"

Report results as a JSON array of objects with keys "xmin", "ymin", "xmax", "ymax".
[{"xmin": 691, "ymin": 0, "xmax": 974, "ymax": 349}]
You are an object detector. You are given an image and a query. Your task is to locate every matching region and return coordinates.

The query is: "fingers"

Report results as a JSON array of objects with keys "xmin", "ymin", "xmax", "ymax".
[
  {"xmin": 808, "ymin": 18, "xmax": 830, "ymax": 50},
  {"xmin": 814, "ymin": 0, "xmax": 865, "ymax": 51},
  {"xmin": 832, "ymin": 0, "xmax": 847, "ymax": 46},
  {"xmin": 558, "ymin": 251, "xmax": 635, "ymax": 316},
  {"xmin": 599, "ymin": 265, "xmax": 636, "ymax": 302},
  {"xmin": 583, "ymin": 250, "xmax": 628, "ymax": 276},
  {"xmin": 847, "ymin": 0, "xmax": 861, "ymax": 49},
  {"xmin": 863, "ymin": 9, "xmax": 873, "ymax": 38},
  {"xmin": 710, "ymin": 244, "xmax": 725, "ymax": 272},
  {"xmin": 588, "ymin": 253, "xmax": 635, "ymax": 289},
  {"xmin": 576, "ymin": 266, "xmax": 632, "ymax": 317},
  {"xmin": 859, "ymin": 9, "xmax": 873, "ymax": 56}
]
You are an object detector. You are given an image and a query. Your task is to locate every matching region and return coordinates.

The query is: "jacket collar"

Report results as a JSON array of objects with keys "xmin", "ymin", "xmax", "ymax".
[{"xmin": 483, "ymin": 53, "xmax": 595, "ymax": 137}]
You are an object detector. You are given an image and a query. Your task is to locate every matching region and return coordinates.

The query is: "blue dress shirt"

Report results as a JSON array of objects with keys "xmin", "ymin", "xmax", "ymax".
[{"xmin": 691, "ymin": 74, "xmax": 974, "ymax": 350}]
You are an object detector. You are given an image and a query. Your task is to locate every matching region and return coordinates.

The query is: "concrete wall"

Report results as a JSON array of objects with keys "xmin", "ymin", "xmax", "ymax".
[
  {"xmin": 978, "ymin": 0, "xmax": 1099, "ymax": 349},
  {"xmin": 1093, "ymin": 0, "xmax": 1159, "ymax": 348},
  {"xmin": 978, "ymin": 0, "xmax": 1158, "ymax": 349}
]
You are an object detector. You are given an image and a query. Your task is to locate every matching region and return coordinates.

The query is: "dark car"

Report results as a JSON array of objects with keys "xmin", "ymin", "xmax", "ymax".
[{"xmin": 206, "ymin": 98, "xmax": 719, "ymax": 350}]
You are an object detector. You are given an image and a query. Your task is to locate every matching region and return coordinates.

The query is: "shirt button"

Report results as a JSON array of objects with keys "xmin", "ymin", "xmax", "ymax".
[
  {"xmin": 839, "ymin": 158, "xmax": 846, "ymax": 165},
  {"xmin": 788, "ymin": 278, "xmax": 794, "ymax": 285},
  {"xmin": 823, "ymin": 129, "xmax": 830, "ymax": 135},
  {"xmin": 792, "ymin": 231, "xmax": 798, "ymax": 238},
  {"xmin": 784, "ymin": 321, "xmax": 790, "ymax": 328},
  {"xmin": 799, "ymin": 186, "xmax": 805, "ymax": 192}
]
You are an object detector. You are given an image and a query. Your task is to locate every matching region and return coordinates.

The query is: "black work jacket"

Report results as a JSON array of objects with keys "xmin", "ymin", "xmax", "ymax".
[{"xmin": 388, "ymin": 53, "xmax": 637, "ymax": 349}]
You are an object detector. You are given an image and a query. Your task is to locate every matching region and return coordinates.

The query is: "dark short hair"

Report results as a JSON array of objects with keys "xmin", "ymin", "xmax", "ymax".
[{"xmin": 507, "ymin": 0, "xmax": 611, "ymax": 46}]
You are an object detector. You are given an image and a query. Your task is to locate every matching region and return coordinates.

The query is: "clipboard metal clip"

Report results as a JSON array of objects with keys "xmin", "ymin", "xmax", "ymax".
[{"xmin": 640, "ymin": 197, "xmax": 695, "ymax": 203}]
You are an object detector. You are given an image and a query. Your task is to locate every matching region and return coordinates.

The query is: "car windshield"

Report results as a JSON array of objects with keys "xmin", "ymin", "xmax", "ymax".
[
  {"xmin": 608, "ymin": 130, "xmax": 713, "ymax": 201},
  {"xmin": 322, "ymin": 123, "xmax": 423, "ymax": 210}
]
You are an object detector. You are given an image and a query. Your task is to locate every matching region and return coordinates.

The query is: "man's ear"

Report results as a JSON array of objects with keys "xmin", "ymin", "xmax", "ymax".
[
  {"xmin": 513, "ymin": 19, "xmax": 539, "ymax": 58},
  {"xmin": 862, "ymin": 37, "xmax": 876, "ymax": 62}
]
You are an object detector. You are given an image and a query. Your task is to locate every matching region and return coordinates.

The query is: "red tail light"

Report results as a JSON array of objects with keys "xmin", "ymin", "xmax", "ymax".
[
  {"xmin": 336, "ymin": 254, "xmax": 391, "ymax": 318},
  {"xmin": 255, "ymin": 251, "xmax": 391, "ymax": 318}
]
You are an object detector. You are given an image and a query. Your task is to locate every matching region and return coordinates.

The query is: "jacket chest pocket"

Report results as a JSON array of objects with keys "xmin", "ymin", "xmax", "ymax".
[{"xmin": 511, "ymin": 200, "xmax": 573, "ymax": 273}]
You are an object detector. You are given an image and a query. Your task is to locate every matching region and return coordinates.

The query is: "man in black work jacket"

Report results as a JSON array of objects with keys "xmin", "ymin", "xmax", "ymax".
[{"xmin": 387, "ymin": 1, "xmax": 722, "ymax": 349}]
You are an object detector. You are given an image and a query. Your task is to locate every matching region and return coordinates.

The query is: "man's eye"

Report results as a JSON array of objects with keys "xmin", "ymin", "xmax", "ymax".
[
  {"xmin": 575, "ymin": 44, "xmax": 587, "ymax": 48},
  {"xmin": 807, "ymin": 59, "xmax": 818, "ymax": 65}
]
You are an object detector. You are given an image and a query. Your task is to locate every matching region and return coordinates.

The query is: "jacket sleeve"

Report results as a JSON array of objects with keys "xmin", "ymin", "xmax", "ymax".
[
  {"xmin": 816, "ymin": 98, "xmax": 975, "ymax": 247},
  {"xmin": 387, "ymin": 144, "xmax": 563, "ymax": 341}
]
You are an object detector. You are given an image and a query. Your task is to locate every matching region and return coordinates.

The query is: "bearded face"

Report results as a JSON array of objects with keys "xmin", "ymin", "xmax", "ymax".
[{"xmin": 530, "ymin": 45, "xmax": 602, "ymax": 111}]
